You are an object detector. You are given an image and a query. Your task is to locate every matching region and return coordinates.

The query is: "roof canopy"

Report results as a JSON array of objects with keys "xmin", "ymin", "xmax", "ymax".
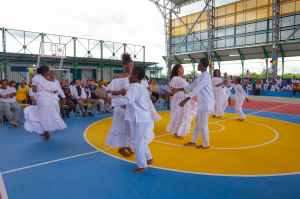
[
  {"xmin": 169, "ymin": 0, "xmax": 202, "ymax": 7},
  {"xmin": 164, "ymin": 42, "xmax": 300, "ymax": 64}
]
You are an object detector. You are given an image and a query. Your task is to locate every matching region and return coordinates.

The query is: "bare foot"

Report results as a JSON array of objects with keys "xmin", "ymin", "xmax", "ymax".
[
  {"xmin": 39, "ymin": 134, "xmax": 45, "ymax": 136},
  {"xmin": 43, "ymin": 136, "xmax": 51, "ymax": 141},
  {"xmin": 147, "ymin": 159, "xmax": 154, "ymax": 165},
  {"xmin": 118, "ymin": 148, "xmax": 131, "ymax": 157},
  {"xmin": 236, "ymin": 119, "xmax": 245, "ymax": 121},
  {"xmin": 125, "ymin": 147, "xmax": 135, "ymax": 155},
  {"xmin": 196, "ymin": 145, "xmax": 210, "ymax": 149},
  {"xmin": 133, "ymin": 167, "xmax": 148, "ymax": 174},
  {"xmin": 212, "ymin": 115, "xmax": 216, "ymax": 118},
  {"xmin": 174, "ymin": 133, "xmax": 183, "ymax": 139},
  {"xmin": 184, "ymin": 142, "xmax": 196, "ymax": 147}
]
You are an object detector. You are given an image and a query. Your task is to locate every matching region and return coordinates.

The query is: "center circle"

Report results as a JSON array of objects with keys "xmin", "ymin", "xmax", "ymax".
[{"xmin": 85, "ymin": 111, "xmax": 300, "ymax": 176}]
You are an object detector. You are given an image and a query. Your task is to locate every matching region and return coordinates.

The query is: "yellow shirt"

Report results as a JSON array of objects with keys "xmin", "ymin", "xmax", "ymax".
[
  {"xmin": 18, "ymin": 86, "xmax": 30, "ymax": 94},
  {"xmin": 296, "ymin": 85, "xmax": 300, "ymax": 90},
  {"xmin": 94, "ymin": 83, "xmax": 98, "ymax": 86}
]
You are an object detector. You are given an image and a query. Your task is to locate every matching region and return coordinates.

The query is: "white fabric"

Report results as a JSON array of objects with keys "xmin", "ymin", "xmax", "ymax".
[
  {"xmin": 230, "ymin": 83, "xmax": 247, "ymax": 101},
  {"xmin": 287, "ymin": 84, "xmax": 293, "ymax": 91},
  {"xmin": 103, "ymin": 85, "xmax": 109, "ymax": 91},
  {"xmin": 211, "ymin": 77, "xmax": 229, "ymax": 117},
  {"xmin": 74, "ymin": 86, "xmax": 91, "ymax": 100},
  {"xmin": 191, "ymin": 110, "xmax": 210, "ymax": 147},
  {"xmin": 0, "ymin": 87, "xmax": 17, "ymax": 103},
  {"xmin": 131, "ymin": 122, "xmax": 152, "ymax": 168},
  {"xmin": 246, "ymin": 72, "xmax": 251, "ymax": 78},
  {"xmin": 291, "ymin": 79, "xmax": 298, "ymax": 84},
  {"xmin": 246, "ymin": 84, "xmax": 253, "ymax": 91},
  {"xmin": 184, "ymin": 71, "xmax": 214, "ymax": 111},
  {"xmin": 29, "ymin": 88, "xmax": 36, "ymax": 100},
  {"xmin": 52, "ymin": 79, "xmax": 64, "ymax": 109},
  {"xmin": 276, "ymin": 79, "xmax": 282, "ymax": 86},
  {"xmin": 141, "ymin": 79, "xmax": 149, "ymax": 88},
  {"xmin": 255, "ymin": 84, "xmax": 262, "ymax": 89},
  {"xmin": 24, "ymin": 75, "xmax": 67, "ymax": 134},
  {"xmin": 167, "ymin": 76, "xmax": 197, "ymax": 136},
  {"xmin": 270, "ymin": 85, "xmax": 276, "ymax": 91},
  {"xmin": 112, "ymin": 83, "xmax": 151, "ymax": 123},
  {"xmin": 235, "ymin": 100, "xmax": 246, "ymax": 120}
]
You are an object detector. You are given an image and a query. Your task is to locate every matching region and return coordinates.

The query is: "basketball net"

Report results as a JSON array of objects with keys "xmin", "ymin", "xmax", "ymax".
[{"xmin": 49, "ymin": 43, "xmax": 58, "ymax": 57}]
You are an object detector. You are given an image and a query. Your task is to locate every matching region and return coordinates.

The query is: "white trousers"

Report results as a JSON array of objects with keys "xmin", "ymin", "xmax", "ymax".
[
  {"xmin": 98, "ymin": 99, "xmax": 112, "ymax": 111},
  {"xmin": 235, "ymin": 100, "xmax": 246, "ymax": 120},
  {"xmin": 263, "ymin": 84, "xmax": 269, "ymax": 91},
  {"xmin": 191, "ymin": 110, "xmax": 210, "ymax": 147},
  {"xmin": 131, "ymin": 122, "xmax": 152, "ymax": 168}
]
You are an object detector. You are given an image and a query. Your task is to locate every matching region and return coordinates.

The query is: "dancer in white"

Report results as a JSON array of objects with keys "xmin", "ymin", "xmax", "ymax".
[
  {"xmin": 229, "ymin": 77, "xmax": 249, "ymax": 121},
  {"xmin": 173, "ymin": 58, "xmax": 214, "ymax": 149},
  {"xmin": 211, "ymin": 69, "xmax": 229, "ymax": 118},
  {"xmin": 168, "ymin": 64, "xmax": 197, "ymax": 139},
  {"xmin": 106, "ymin": 67, "xmax": 153, "ymax": 173},
  {"xmin": 24, "ymin": 66, "xmax": 67, "ymax": 141},
  {"xmin": 105, "ymin": 53, "xmax": 133, "ymax": 157},
  {"xmin": 49, "ymin": 71, "xmax": 66, "ymax": 113}
]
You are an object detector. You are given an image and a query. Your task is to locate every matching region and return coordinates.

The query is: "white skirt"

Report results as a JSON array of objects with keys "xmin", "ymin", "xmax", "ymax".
[
  {"xmin": 105, "ymin": 111, "xmax": 132, "ymax": 148},
  {"xmin": 24, "ymin": 93, "xmax": 67, "ymax": 134},
  {"xmin": 166, "ymin": 91, "xmax": 197, "ymax": 136},
  {"xmin": 211, "ymin": 88, "xmax": 230, "ymax": 117}
]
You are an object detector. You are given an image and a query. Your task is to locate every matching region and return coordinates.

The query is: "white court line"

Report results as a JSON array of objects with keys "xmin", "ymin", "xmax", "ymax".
[{"xmin": 0, "ymin": 171, "xmax": 8, "ymax": 199}]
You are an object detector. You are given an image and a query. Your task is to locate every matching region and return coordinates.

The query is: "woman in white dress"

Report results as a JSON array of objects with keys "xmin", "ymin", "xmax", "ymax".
[
  {"xmin": 168, "ymin": 64, "xmax": 197, "ymax": 139},
  {"xmin": 24, "ymin": 66, "xmax": 67, "ymax": 141},
  {"xmin": 105, "ymin": 53, "xmax": 134, "ymax": 157},
  {"xmin": 211, "ymin": 69, "xmax": 229, "ymax": 118}
]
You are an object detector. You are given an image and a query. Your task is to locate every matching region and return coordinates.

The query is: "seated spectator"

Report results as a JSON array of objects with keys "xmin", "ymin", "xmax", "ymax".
[
  {"xmin": 291, "ymin": 76, "xmax": 299, "ymax": 85},
  {"xmin": 270, "ymin": 82, "xmax": 279, "ymax": 91},
  {"xmin": 158, "ymin": 79, "xmax": 170, "ymax": 109},
  {"xmin": 264, "ymin": 77, "xmax": 271, "ymax": 91},
  {"xmin": 246, "ymin": 82, "xmax": 253, "ymax": 94},
  {"xmin": 95, "ymin": 80, "xmax": 112, "ymax": 114},
  {"xmin": 59, "ymin": 80, "xmax": 75, "ymax": 119},
  {"xmin": 70, "ymin": 79, "xmax": 81, "ymax": 113},
  {"xmin": 229, "ymin": 75, "xmax": 234, "ymax": 84},
  {"xmin": 9, "ymin": 80, "xmax": 17, "ymax": 92},
  {"xmin": 281, "ymin": 80, "xmax": 288, "ymax": 91},
  {"xmin": 142, "ymin": 77, "xmax": 156, "ymax": 105},
  {"xmin": 287, "ymin": 81, "xmax": 293, "ymax": 92},
  {"xmin": 74, "ymin": 79, "xmax": 97, "ymax": 117},
  {"xmin": 254, "ymin": 82, "xmax": 261, "ymax": 95},
  {"xmin": 150, "ymin": 78, "xmax": 159, "ymax": 101},
  {"xmin": 251, "ymin": 78, "xmax": 257, "ymax": 90},
  {"xmin": 103, "ymin": 80, "xmax": 110, "ymax": 93},
  {"xmin": 66, "ymin": 79, "xmax": 70, "ymax": 86},
  {"xmin": 0, "ymin": 79, "xmax": 21, "ymax": 128},
  {"xmin": 293, "ymin": 83, "xmax": 300, "ymax": 98},
  {"xmin": 17, "ymin": 80, "xmax": 31, "ymax": 102},
  {"xmin": 87, "ymin": 79, "xmax": 98, "ymax": 100},
  {"xmin": 29, "ymin": 87, "xmax": 37, "ymax": 103},
  {"xmin": 275, "ymin": 76, "xmax": 282, "ymax": 90}
]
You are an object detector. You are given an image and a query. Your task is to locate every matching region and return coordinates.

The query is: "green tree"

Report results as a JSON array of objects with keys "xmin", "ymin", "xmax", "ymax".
[{"xmin": 185, "ymin": 70, "xmax": 200, "ymax": 78}]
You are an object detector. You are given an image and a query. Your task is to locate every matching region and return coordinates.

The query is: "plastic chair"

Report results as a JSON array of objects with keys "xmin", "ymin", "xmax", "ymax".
[
  {"xmin": 156, "ymin": 95, "xmax": 165, "ymax": 108},
  {"xmin": 16, "ymin": 93, "xmax": 30, "ymax": 124},
  {"xmin": 63, "ymin": 105, "xmax": 74, "ymax": 118}
]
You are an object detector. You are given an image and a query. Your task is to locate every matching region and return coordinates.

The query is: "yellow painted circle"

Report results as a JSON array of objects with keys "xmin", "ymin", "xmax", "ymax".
[{"xmin": 85, "ymin": 111, "xmax": 300, "ymax": 176}]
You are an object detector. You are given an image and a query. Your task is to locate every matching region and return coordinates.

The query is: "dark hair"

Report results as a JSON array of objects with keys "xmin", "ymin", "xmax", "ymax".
[
  {"xmin": 131, "ymin": 67, "xmax": 145, "ymax": 81},
  {"xmin": 213, "ymin": 69, "xmax": 221, "ymax": 77},
  {"xmin": 37, "ymin": 65, "xmax": 49, "ymax": 75},
  {"xmin": 8, "ymin": 80, "xmax": 16, "ymax": 86},
  {"xmin": 170, "ymin": 64, "xmax": 182, "ymax": 80},
  {"xmin": 0, "ymin": 79, "xmax": 5, "ymax": 84},
  {"xmin": 199, "ymin": 58, "xmax": 209, "ymax": 68},
  {"xmin": 121, "ymin": 52, "xmax": 133, "ymax": 65},
  {"xmin": 90, "ymin": 79, "xmax": 95, "ymax": 82},
  {"xmin": 73, "ymin": 79, "xmax": 77, "ymax": 83},
  {"xmin": 236, "ymin": 77, "xmax": 241, "ymax": 83}
]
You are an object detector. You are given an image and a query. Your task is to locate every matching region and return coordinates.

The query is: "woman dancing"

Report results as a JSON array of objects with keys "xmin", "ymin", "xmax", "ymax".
[
  {"xmin": 105, "ymin": 53, "xmax": 134, "ymax": 157},
  {"xmin": 211, "ymin": 69, "xmax": 229, "ymax": 118},
  {"xmin": 24, "ymin": 65, "xmax": 67, "ymax": 141},
  {"xmin": 167, "ymin": 64, "xmax": 197, "ymax": 139}
]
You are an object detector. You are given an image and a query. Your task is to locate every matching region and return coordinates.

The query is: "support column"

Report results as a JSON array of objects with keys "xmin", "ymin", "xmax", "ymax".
[
  {"xmin": 101, "ymin": 40, "xmax": 104, "ymax": 80},
  {"xmin": 2, "ymin": 27, "xmax": 7, "ymax": 79},
  {"xmin": 266, "ymin": 59, "xmax": 268, "ymax": 78},
  {"xmin": 271, "ymin": 0, "xmax": 281, "ymax": 82},
  {"xmin": 282, "ymin": 57, "xmax": 284, "ymax": 79},
  {"xmin": 242, "ymin": 60, "xmax": 244, "ymax": 78},
  {"xmin": 143, "ymin": 46, "xmax": 145, "ymax": 69},
  {"xmin": 167, "ymin": 8, "xmax": 173, "ymax": 82},
  {"xmin": 207, "ymin": 0, "xmax": 215, "ymax": 75},
  {"xmin": 73, "ymin": 37, "xmax": 77, "ymax": 79}
]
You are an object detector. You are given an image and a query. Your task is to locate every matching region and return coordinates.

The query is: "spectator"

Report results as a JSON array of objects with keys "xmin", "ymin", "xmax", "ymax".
[
  {"xmin": 254, "ymin": 82, "xmax": 261, "ymax": 95},
  {"xmin": 291, "ymin": 76, "xmax": 298, "ymax": 84},
  {"xmin": 229, "ymin": 75, "xmax": 234, "ymax": 84},
  {"xmin": 0, "ymin": 79, "xmax": 21, "ymax": 128},
  {"xmin": 270, "ymin": 82, "xmax": 279, "ymax": 91},
  {"xmin": 87, "ymin": 79, "xmax": 98, "ymax": 100},
  {"xmin": 95, "ymin": 80, "xmax": 112, "ymax": 114},
  {"xmin": 251, "ymin": 78, "xmax": 257, "ymax": 90},
  {"xmin": 17, "ymin": 80, "xmax": 31, "ymax": 102},
  {"xmin": 70, "ymin": 79, "xmax": 81, "ymax": 113},
  {"xmin": 282, "ymin": 80, "xmax": 288, "ymax": 91},
  {"xmin": 246, "ymin": 70, "xmax": 251, "ymax": 79},
  {"xmin": 223, "ymin": 72, "xmax": 231, "ymax": 105},
  {"xmin": 264, "ymin": 77, "xmax": 271, "ymax": 91},
  {"xmin": 142, "ymin": 77, "xmax": 156, "ymax": 105},
  {"xmin": 246, "ymin": 82, "xmax": 253, "ymax": 94},
  {"xmin": 86, "ymin": 79, "xmax": 90, "ymax": 85},
  {"xmin": 59, "ymin": 80, "xmax": 75, "ymax": 119},
  {"xmin": 158, "ymin": 79, "xmax": 170, "ymax": 109},
  {"xmin": 293, "ymin": 83, "xmax": 300, "ymax": 98},
  {"xmin": 70, "ymin": 79, "xmax": 77, "ymax": 90},
  {"xmin": 189, "ymin": 76, "xmax": 194, "ymax": 84},
  {"xmin": 74, "ymin": 79, "xmax": 98, "ymax": 117},
  {"xmin": 275, "ymin": 76, "xmax": 282, "ymax": 90},
  {"xmin": 29, "ymin": 87, "xmax": 37, "ymax": 103},
  {"xmin": 287, "ymin": 81, "xmax": 293, "ymax": 92},
  {"xmin": 66, "ymin": 79, "xmax": 70, "ymax": 86},
  {"xmin": 150, "ymin": 78, "xmax": 159, "ymax": 101},
  {"xmin": 9, "ymin": 80, "xmax": 17, "ymax": 92}
]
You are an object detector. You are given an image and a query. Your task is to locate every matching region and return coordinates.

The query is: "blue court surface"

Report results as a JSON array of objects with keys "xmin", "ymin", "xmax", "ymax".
[{"xmin": 0, "ymin": 104, "xmax": 300, "ymax": 199}]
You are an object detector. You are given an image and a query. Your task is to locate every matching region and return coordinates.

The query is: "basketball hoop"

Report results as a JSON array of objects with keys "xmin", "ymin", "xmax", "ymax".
[{"xmin": 49, "ymin": 43, "xmax": 58, "ymax": 57}]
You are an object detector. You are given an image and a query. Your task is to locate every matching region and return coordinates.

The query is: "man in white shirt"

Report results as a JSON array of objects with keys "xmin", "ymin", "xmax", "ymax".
[
  {"xmin": 103, "ymin": 80, "xmax": 110, "ymax": 93},
  {"xmin": 74, "ymin": 79, "xmax": 98, "ymax": 117},
  {"xmin": 70, "ymin": 79, "xmax": 81, "ymax": 113},
  {"xmin": 246, "ymin": 70, "xmax": 251, "ymax": 79},
  {"xmin": 291, "ymin": 76, "xmax": 298, "ymax": 85},
  {"xmin": 0, "ymin": 79, "xmax": 21, "ymax": 128},
  {"xmin": 254, "ymin": 82, "xmax": 261, "ymax": 95},
  {"xmin": 173, "ymin": 58, "xmax": 214, "ymax": 149},
  {"xmin": 264, "ymin": 77, "xmax": 271, "ymax": 91}
]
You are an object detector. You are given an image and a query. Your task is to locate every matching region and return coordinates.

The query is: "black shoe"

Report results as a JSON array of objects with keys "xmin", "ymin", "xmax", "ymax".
[
  {"xmin": 167, "ymin": 107, "xmax": 170, "ymax": 110},
  {"xmin": 62, "ymin": 114, "xmax": 65, "ymax": 119},
  {"xmin": 66, "ymin": 113, "xmax": 70, "ymax": 118},
  {"xmin": 82, "ymin": 112, "xmax": 86, "ymax": 117},
  {"xmin": 87, "ymin": 112, "xmax": 94, "ymax": 117},
  {"xmin": 163, "ymin": 104, "xmax": 166, "ymax": 106},
  {"xmin": 229, "ymin": 103, "xmax": 231, "ymax": 105},
  {"xmin": 75, "ymin": 111, "xmax": 80, "ymax": 114}
]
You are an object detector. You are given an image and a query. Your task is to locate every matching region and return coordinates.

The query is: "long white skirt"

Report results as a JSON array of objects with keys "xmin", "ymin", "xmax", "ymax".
[
  {"xmin": 24, "ymin": 93, "xmax": 67, "ymax": 134},
  {"xmin": 166, "ymin": 91, "xmax": 197, "ymax": 136},
  {"xmin": 105, "ymin": 110, "xmax": 132, "ymax": 148},
  {"xmin": 211, "ymin": 88, "xmax": 230, "ymax": 117}
]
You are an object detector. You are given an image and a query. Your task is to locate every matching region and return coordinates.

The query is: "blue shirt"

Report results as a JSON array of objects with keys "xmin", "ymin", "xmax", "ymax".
[
  {"xmin": 158, "ymin": 84, "xmax": 169, "ymax": 95},
  {"xmin": 87, "ymin": 84, "xmax": 97, "ymax": 92}
]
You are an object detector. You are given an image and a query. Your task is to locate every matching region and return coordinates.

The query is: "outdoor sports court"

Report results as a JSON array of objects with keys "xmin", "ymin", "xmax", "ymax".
[{"xmin": 1, "ymin": 96, "xmax": 299, "ymax": 199}]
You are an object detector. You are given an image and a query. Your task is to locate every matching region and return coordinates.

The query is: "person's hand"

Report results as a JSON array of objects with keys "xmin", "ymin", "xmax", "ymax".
[
  {"xmin": 120, "ymin": 88, "xmax": 126, "ymax": 96},
  {"xmin": 63, "ymin": 98, "xmax": 66, "ymax": 105},
  {"xmin": 179, "ymin": 98, "xmax": 189, "ymax": 107},
  {"xmin": 223, "ymin": 80, "xmax": 228, "ymax": 84},
  {"xmin": 120, "ymin": 105, "xmax": 126, "ymax": 109},
  {"xmin": 68, "ymin": 93, "xmax": 72, "ymax": 97},
  {"xmin": 172, "ymin": 88, "xmax": 178, "ymax": 94},
  {"xmin": 53, "ymin": 90, "xmax": 58, "ymax": 94},
  {"xmin": 246, "ymin": 98, "xmax": 249, "ymax": 102},
  {"xmin": 105, "ymin": 97, "xmax": 112, "ymax": 104},
  {"xmin": 87, "ymin": 98, "xmax": 90, "ymax": 102}
]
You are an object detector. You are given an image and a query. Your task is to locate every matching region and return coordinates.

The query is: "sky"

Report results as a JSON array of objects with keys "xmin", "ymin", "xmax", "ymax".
[{"xmin": 1, "ymin": 0, "xmax": 300, "ymax": 77}]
